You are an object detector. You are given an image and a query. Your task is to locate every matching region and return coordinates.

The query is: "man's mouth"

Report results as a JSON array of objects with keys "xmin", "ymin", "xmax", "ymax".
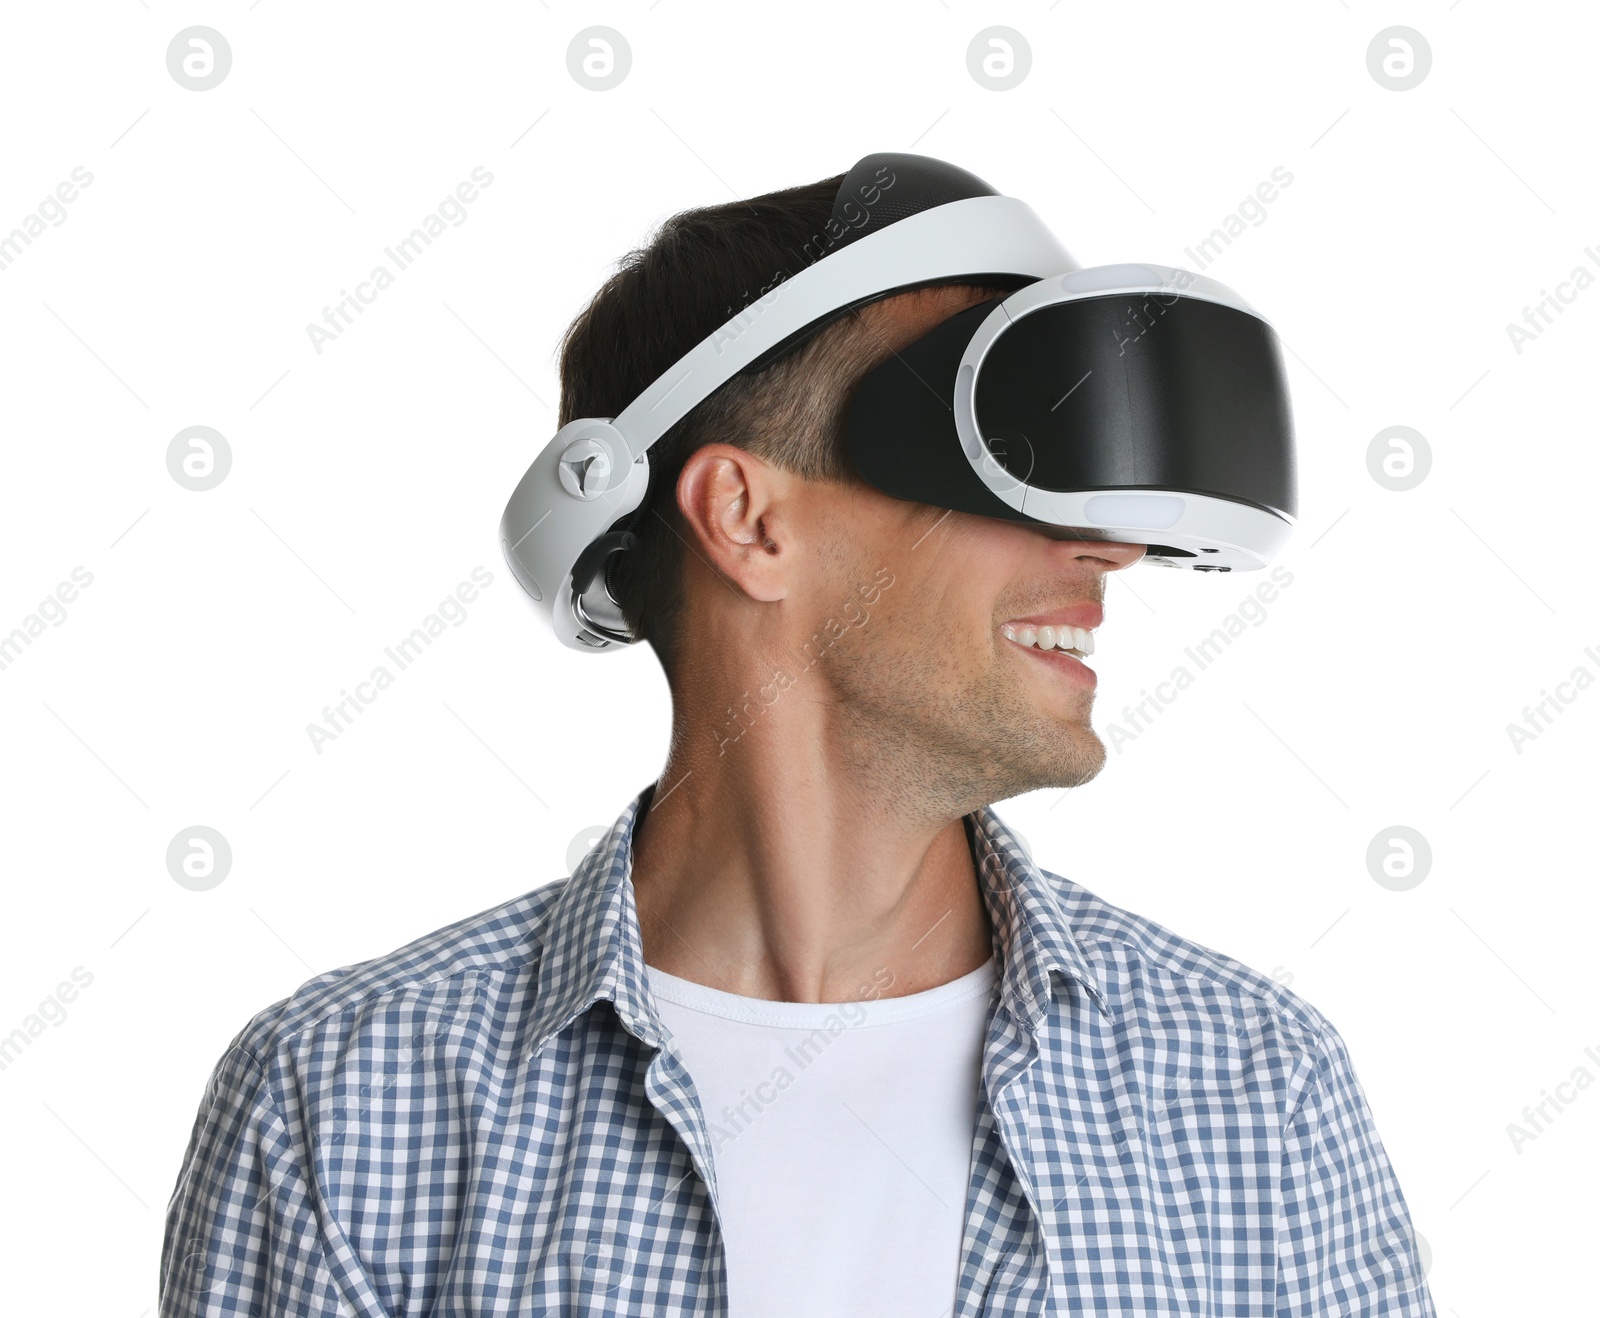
[{"xmin": 998, "ymin": 622, "xmax": 1096, "ymax": 659}]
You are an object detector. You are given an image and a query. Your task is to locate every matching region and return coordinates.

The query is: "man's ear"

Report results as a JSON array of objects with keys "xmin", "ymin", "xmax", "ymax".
[{"xmin": 675, "ymin": 444, "xmax": 792, "ymax": 605}]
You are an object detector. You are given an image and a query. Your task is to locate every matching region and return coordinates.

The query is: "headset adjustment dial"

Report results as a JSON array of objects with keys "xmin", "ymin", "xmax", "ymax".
[{"xmin": 557, "ymin": 438, "xmax": 616, "ymax": 500}]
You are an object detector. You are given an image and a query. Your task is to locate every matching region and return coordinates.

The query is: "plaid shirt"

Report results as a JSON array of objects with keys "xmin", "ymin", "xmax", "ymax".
[{"xmin": 161, "ymin": 783, "xmax": 1436, "ymax": 1316}]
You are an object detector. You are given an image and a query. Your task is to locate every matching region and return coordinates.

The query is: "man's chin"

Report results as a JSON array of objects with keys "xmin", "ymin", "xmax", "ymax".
[
  {"xmin": 1047, "ymin": 733, "xmax": 1108, "ymax": 790},
  {"xmin": 985, "ymin": 728, "xmax": 1108, "ymax": 798}
]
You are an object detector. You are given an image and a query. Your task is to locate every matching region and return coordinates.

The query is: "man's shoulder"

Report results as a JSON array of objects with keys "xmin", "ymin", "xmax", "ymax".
[
  {"xmin": 228, "ymin": 875, "xmax": 576, "ymax": 1070},
  {"xmin": 1038, "ymin": 865, "xmax": 1336, "ymax": 1060}
]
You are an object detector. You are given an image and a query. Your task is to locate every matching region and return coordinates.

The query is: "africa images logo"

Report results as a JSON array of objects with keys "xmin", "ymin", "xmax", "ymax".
[{"xmin": 305, "ymin": 168, "xmax": 495, "ymax": 354}]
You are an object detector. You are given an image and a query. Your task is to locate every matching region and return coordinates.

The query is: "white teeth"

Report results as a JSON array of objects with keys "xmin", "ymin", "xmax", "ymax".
[{"xmin": 1001, "ymin": 623, "xmax": 1096, "ymax": 656}]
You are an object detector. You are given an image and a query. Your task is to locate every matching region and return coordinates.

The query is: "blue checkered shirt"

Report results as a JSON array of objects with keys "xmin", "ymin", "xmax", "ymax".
[{"xmin": 161, "ymin": 783, "xmax": 1436, "ymax": 1315}]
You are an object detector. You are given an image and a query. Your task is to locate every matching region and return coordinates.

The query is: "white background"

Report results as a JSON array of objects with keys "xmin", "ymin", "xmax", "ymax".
[{"xmin": 1, "ymin": 2, "xmax": 1595, "ymax": 1313}]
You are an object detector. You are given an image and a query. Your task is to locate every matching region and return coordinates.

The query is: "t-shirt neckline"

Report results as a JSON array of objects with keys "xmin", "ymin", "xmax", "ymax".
[{"xmin": 644, "ymin": 953, "xmax": 997, "ymax": 1030}]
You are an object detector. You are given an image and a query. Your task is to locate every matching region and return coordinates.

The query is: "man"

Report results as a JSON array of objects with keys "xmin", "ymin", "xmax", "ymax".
[{"xmin": 162, "ymin": 164, "xmax": 1435, "ymax": 1316}]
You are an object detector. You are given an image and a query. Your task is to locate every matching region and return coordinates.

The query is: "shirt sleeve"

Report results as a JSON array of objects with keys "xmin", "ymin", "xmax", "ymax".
[
  {"xmin": 1275, "ymin": 1024, "xmax": 1436, "ymax": 1317},
  {"xmin": 159, "ymin": 1039, "xmax": 360, "ymax": 1318}
]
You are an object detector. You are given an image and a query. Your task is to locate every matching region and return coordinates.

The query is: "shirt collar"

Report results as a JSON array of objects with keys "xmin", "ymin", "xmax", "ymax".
[{"xmin": 524, "ymin": 781, "xmax": 1113, "ymax": 1059}]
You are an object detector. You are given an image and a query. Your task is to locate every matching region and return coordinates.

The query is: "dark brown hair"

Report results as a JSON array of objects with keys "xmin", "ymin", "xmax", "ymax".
[{"xmin": 554, "ymin": 173, "xmax": 1010, "ymax": 689}]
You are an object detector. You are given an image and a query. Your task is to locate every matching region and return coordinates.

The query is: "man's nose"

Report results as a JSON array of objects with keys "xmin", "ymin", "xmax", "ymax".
[{"xmin": 1054, "ymin": 537, "xmax": 1147, "ymax": 572}]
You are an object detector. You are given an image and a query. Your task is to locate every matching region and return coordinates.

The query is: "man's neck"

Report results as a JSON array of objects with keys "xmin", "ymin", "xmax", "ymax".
[{"xmin": 628, "ymin": 754, "xmax": 995, "ymax": 1005}]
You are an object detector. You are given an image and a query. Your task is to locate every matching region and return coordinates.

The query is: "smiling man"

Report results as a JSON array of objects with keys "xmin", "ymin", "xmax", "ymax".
[{"xmin": 161, "ymin": 157, "xmax": 1435, "ymax": 1317}]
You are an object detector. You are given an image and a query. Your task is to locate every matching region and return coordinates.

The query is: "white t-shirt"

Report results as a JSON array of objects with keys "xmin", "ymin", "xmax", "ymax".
[{"xmin": 645, "ymin": 953, "xmax": 998, "ymax": 1317}]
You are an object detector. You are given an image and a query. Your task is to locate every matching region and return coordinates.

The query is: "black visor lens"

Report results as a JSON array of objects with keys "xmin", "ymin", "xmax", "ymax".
[{"xmin": 975, "ymin": 293, "xmax": 1296, "ymax": 520}]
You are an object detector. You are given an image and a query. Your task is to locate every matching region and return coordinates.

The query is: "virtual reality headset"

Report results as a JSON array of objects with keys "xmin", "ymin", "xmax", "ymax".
[{"xmin": 500, "ymin": 151, "xmax": 1297, "ymax": 653}]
